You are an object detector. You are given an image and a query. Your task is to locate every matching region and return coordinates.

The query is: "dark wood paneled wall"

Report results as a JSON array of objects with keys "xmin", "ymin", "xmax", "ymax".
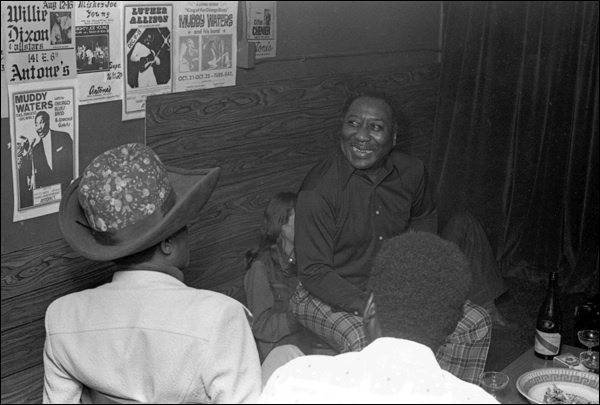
[{"xmin": 1, "ymin": 64, "xmax": 439, "ymax": 403}]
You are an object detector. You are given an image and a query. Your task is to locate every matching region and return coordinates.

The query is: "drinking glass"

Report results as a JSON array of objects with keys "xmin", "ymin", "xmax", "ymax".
[
  {"xmin": 578, "ymin": 330, "xmax": 599, "ymax": 373},
  {"xmin": 480, "ymin": 371, "xmax": 510, "ymax": 399},
  {"xmin": 580, "ymin": 351, "xmax": 599, "ymax": 374}
]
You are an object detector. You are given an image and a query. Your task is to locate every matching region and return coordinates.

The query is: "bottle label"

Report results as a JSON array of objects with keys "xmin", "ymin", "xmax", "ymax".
[{"xmin": 535, "ymin": 329, "xmax": 561, "ymax": 355}]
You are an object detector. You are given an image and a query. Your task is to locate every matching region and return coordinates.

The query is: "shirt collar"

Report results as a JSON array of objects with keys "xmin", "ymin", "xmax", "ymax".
[
  {"xmin": 113, "ymin": 264, "xmax": 185, "ymax": 283},
  {"xmin": 336, "ymin": 147, "xmax": 395, "ymax": 188}
]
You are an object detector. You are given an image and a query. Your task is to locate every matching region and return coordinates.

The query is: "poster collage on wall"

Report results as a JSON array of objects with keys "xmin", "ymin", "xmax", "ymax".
[{"xmin": 1, "ymin": 1, "xmax": 276, "ymax": 223}]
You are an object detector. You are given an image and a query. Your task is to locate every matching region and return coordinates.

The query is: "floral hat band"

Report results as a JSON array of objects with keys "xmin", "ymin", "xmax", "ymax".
[{"xmin": 77, "ymin": 143, "xmax": 175, "ymax": 246}]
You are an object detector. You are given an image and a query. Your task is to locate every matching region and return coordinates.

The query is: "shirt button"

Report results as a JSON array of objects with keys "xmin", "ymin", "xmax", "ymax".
[
  {"xmin": 375, "ymin": 210, "xmax": 380, "ymax": 215},
  {"xmin": 378, "ymin": 236, "xmax": 383, "ymax": 240}
]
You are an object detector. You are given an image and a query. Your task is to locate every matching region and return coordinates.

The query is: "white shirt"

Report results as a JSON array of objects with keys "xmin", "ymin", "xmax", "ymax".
[
  {"xmin": 42, "ymin": 133, "xmax": 53, "ymax": 170},
  {"xmin": 258, "ymin": 337, "xmax": 499, "ymax": 404},
  {"xmin": 43, "ymin": 270, "xmax": 261, "ymax": 404}
]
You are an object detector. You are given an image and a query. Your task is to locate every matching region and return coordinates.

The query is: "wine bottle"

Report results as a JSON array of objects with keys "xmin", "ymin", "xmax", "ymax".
[{"xmin": 534, "ymin": 271, "xmax": 562, "ymax": 359}]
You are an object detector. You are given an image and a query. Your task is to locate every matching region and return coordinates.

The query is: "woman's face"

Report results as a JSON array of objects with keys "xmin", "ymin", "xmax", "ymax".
[{"xmin": 281, "ymin": 210, "xmax": 295, "ymax": 244}]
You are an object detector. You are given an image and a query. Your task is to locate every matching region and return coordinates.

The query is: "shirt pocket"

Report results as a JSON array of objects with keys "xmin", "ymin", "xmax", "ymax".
[
  {"xmin": 380, "ymin": 208, "xmax": 409, "ymax": 237},
  {"xmin": 394, "ymin": 208, "xmax": 410, "ymax": 231},
  {"xmin": 271, "ymin": 282, "xmax": 290, "ymax": 314}
]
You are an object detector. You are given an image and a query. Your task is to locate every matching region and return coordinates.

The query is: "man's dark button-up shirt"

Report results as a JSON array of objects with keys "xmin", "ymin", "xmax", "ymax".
[{"xmin": 296, "ymin": 148, "xmax": 438, "ymax": 315}]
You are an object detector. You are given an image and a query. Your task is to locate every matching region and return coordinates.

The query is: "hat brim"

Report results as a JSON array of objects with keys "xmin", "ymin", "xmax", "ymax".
[{"xmin": 59, "ymin": 166, "xmax": 221, "ymax": 261}]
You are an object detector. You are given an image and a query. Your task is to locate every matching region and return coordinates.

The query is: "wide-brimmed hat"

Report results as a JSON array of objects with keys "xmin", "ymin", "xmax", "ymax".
[{"xmin": 59, "ymin": 143, "xmax": 220, "ymax": 261}]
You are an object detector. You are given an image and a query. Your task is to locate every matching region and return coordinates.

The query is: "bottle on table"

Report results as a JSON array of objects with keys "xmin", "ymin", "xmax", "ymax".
[{"xmin": 534, "ymin": 271, "xmax": 562, "ymax": 359}]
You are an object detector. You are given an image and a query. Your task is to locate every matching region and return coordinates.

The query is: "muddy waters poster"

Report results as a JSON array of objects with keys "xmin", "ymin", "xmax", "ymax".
[
  {"xmin": 174, "ymin": 1, "xmax": 237, "ymax": 93},
  {"xmin": 9, "ymin": 80, "xmax": 78, "ymax": 221}
]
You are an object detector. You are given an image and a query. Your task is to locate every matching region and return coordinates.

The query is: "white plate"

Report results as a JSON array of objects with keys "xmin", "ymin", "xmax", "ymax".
[{"xmin": 516, "ymin": 367, "xmax": 599, "ymax": 404}]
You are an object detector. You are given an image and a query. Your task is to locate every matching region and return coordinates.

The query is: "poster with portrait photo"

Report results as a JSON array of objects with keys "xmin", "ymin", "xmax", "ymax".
[
  {"xmin": 76, "ymin": 28, "xmax": 110, "ymax": 73},
  {"xmin": 75, "ymin": 1, "xmax": 123, "ymax": 105},
  {"xmin": 9, "ymin": 80, "xmax": 78, "ymax": 222},
  {"xmin": 50, "ymin": 11, "xmax": 73, "ymax": 46},
  {"xmin": 123, "ymin": 2, "xmax": 173, "ymax": 121},
  {"xmin": 125, "ymin": 27, "xmax": 172, "ymax": 88},
  {"xmin": 201, "ymin": 34, "xmax": 233, "ymax": 71},
  {"xmin": 173, "ymin": 1, "xmax": 237, "ymax": 93},
  {"xmin": 246, "ymin": 1, "xmax": 276, "ymax": 59},
  {"xmin": 178, "ymin": 35, "xmax": 200, "ymax": 73},
  {"xmin": 2, "ymin": 1, "xmax": 77, "ymax": 85}
]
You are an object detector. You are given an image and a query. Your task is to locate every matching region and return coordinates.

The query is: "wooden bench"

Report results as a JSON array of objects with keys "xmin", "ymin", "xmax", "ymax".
[{"xmin": 0, "ymin": 64, "xmax": 439, "ymax": 403}]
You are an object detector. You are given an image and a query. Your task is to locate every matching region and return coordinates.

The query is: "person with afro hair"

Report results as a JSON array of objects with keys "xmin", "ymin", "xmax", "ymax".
[{"xmin": 368, "ymin": 230, "xmax": 492, "ymax": 384}]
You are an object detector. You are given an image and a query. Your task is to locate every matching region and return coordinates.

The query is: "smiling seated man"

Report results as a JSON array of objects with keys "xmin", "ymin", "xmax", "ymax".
[{"xmin": 290, "ymin": 89, "xmax": 511, "ymax": 355}]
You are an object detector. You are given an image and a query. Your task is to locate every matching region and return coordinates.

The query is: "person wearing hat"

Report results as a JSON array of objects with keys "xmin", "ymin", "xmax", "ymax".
[{"xmin": 42, "ymin": 143, "xmax": 262, "ymax": 404}]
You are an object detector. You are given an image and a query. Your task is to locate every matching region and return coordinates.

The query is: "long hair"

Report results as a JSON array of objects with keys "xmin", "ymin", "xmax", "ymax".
[{"xmin": 245, "ymin": 192, "xmax": 297, "ymax": 275}]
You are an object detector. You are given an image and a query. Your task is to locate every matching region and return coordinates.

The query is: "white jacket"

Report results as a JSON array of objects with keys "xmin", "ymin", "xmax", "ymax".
[{"xmin": 43, "ymin": 270, "xmax": 261, "ymax": 404}]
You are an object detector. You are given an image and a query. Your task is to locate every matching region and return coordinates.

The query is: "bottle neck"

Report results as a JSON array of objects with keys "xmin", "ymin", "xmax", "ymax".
[
  {"xmin": 546, "ymin": 272, "xmax": 558, "ymax": 298},
  {"xmin": 541, "ymin": 272, "xmax": 561, "ymax": 320}
]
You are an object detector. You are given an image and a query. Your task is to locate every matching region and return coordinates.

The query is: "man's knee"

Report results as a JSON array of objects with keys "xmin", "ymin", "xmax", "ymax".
[
  {"xmin": 446, "ymin": 211, "xmax": 477, "ymax": 229},
  {"xmin": 261, "ymin": 344, "xmax": 304, "ymax": 386},
  {"xmin": 441, "ymin": 211, "xmax": 483, "ymax": 242}
]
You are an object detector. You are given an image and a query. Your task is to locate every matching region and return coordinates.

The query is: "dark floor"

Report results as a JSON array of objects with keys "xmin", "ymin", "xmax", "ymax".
[{"xmin": 484, "ymin": 276, "xmax": 590, "ymax": 372}]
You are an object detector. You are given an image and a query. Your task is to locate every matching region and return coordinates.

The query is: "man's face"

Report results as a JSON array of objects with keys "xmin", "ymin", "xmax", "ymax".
[
  {"xmin": 340, "ymin": 96, "xmax": 395, "ymax": 170},
  {"xmin": 144, "ymin": 34, "xmax": 152, "ymax": 47},
  {"xmin": 35, "ymin": 115, "xmax": 49, "ymax": 137}
]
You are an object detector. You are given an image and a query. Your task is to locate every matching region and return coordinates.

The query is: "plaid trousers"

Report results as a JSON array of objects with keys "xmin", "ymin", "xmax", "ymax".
[
  {"xmin": 290, "ymin": 283, "xmax": 368, "ymax": 353},
  {"xmin": 435, "ymin": 300, "xmax": 492, "ymax": 384}
]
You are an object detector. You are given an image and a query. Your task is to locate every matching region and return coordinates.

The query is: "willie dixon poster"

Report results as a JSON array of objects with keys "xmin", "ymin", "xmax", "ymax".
[{"xmin": 3, "ymin": 1, "xmax": 77, "ymax": 84}]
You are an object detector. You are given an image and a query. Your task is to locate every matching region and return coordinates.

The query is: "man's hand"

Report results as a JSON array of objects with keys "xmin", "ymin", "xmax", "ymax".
[{"xmin": 363, "ymin": 292, "xmax": 382, "ymax": 344}]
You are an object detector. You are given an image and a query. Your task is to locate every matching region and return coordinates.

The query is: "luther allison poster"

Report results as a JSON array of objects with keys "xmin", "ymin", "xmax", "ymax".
[{"xmin": 123, "ymin": 2, "xmax": 173, "ymax": 120}]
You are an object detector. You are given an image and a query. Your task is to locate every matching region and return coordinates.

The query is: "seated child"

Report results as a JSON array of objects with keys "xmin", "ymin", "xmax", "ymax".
[{"xmin": 244, "ymin": 192, "xmax": 311, "ymax": 362}]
